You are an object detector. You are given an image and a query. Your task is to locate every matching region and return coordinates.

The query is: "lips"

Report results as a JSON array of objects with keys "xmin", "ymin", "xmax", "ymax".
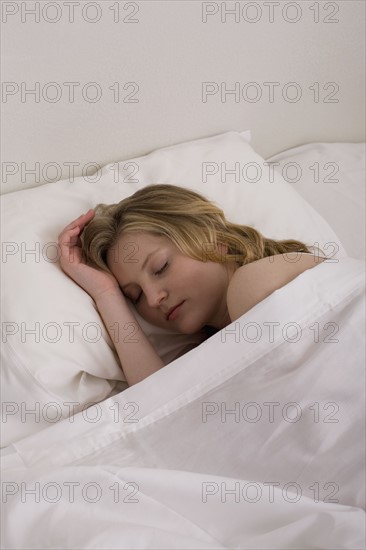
[{"xmin": 166, "ymin": 301, "xmax": 185, "ymax": 321}]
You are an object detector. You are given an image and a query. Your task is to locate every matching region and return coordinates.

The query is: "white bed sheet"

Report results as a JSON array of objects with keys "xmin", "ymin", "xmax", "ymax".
[{"xmin": 2, "ymin": 255, "xmax": 365, "ymax": 549}]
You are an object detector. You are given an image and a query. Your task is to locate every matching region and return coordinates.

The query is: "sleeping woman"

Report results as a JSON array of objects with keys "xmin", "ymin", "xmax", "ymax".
[{"xmin": 58, "ymin": 184, "xmax": 326, "ymax": 387}]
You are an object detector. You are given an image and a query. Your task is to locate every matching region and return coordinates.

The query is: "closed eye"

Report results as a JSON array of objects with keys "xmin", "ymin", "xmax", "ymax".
[
  {"xmin": 133, "ymin": 262, "xmax": 169, "ymax": 304},
  {"xmin": 155, "ymin": 262, "xmax": 168, "ymax": 276}
]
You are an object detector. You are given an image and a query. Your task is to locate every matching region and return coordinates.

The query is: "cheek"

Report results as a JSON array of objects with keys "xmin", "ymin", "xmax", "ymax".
[
  {"xmin": 182, "ymin": 261, "xmax": 207, "ymax": 281},
  {"xmin": 138, "ymin": 303, "xmax": 164, "ymax": 323},
  {"xmin": 189, "ymin": 262, "xmax": 217, "ymax": 285}
]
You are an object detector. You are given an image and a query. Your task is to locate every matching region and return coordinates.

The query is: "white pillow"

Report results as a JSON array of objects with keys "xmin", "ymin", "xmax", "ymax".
[
  {"xmin": 266, "ymin": 142, "xmax": 365, "ymax": 261},
  {"xmin": 0, "ymin": 130, "xmax": 346, "ymax": 447}
]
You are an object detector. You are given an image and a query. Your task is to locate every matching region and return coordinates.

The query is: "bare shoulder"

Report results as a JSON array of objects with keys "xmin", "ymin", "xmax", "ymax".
[{"xmin": 226, "ymin": 253, "xmax": 326, "ymax": 322}]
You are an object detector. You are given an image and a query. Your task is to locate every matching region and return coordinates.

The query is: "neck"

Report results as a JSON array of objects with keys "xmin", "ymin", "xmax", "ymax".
[{"xmin": 207, "ymin": 260, "xmax": 240, "ymax": 331}]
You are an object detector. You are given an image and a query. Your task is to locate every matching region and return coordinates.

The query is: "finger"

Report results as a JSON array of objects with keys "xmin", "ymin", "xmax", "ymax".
[
  {"xmin": 58, "ymin": 210, "xmax": 94, "ymax": 239},
  {"xmin": 63, "ymin": 209, "xmax": 94, "ymax": 231},
  {"xmin": 59, "ymin": 209, "xmax": 94, "ymax": 235},
  {"xmin": 58, "ymin": 226, "xmax": 80, "ymax": 248}
]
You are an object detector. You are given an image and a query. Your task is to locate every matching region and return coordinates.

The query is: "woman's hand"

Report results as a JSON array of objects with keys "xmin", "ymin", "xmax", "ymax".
[{"xmin": 58, "ymin": 209, "xmax": 121, "ymax": 301}]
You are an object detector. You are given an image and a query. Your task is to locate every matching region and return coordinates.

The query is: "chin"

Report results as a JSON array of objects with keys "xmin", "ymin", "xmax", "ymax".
[
  {"xmin": 175, "ymin": 318, "xmax": 206, "ymax": 335},
  {"xmin": 179, "ymin": 326, "xmax": 200, "ymax": 335}
]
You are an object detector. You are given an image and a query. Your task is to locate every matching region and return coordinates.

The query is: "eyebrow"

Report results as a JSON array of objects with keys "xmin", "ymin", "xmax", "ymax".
[{"xmin": 121, "ymin": 248, "xmax": 160, "ymax": 292}]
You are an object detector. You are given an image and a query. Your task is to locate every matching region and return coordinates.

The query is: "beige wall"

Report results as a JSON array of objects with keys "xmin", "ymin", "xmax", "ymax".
[{"xmin": 1, "ymin": 0, "xmax": 365, "ymax": 194}]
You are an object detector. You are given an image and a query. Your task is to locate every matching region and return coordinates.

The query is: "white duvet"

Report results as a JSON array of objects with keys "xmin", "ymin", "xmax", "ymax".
[{"xmin": 2, "ymin": 256, "xmax": 365, "ymax": 549}]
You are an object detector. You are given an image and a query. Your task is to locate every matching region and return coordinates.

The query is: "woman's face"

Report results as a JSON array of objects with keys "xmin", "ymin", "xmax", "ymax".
[{"xmin": 106, "ymin": 231, "xmax": 236, "ymax": 334}]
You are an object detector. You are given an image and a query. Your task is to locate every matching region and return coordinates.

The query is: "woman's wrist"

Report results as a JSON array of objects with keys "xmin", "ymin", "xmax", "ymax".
[{"xmin": 93, "ymin": 286, "xmax": 123, "ymax": 303}]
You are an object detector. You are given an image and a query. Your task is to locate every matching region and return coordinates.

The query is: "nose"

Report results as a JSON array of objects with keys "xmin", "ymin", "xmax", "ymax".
[{"xmin": 144, "ymin": 284, "xmax": 167, "ymax": 309}]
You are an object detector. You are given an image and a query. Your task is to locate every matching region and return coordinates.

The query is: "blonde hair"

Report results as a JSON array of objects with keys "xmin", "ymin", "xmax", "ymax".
[{"xmin": 81, "ymin": 184, "xmax": 324, "ymax": 272}]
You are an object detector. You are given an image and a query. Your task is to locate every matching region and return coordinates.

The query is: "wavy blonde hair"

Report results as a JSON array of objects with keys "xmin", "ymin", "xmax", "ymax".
[{"xmin": 81, "ymin": 184, "xmax": 324, "ymax": 273}]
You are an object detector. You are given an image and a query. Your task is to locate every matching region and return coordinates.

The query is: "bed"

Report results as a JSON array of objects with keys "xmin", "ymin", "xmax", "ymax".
[{"xmin": 1, "ymin": 1, "xmax": 365, "ymax": 548}]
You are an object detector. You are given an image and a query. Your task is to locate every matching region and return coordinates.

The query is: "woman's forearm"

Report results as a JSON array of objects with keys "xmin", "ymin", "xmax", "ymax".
[{"xmin": 94, "ymin": 289, "xmax": 165, "ymax": 387}]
